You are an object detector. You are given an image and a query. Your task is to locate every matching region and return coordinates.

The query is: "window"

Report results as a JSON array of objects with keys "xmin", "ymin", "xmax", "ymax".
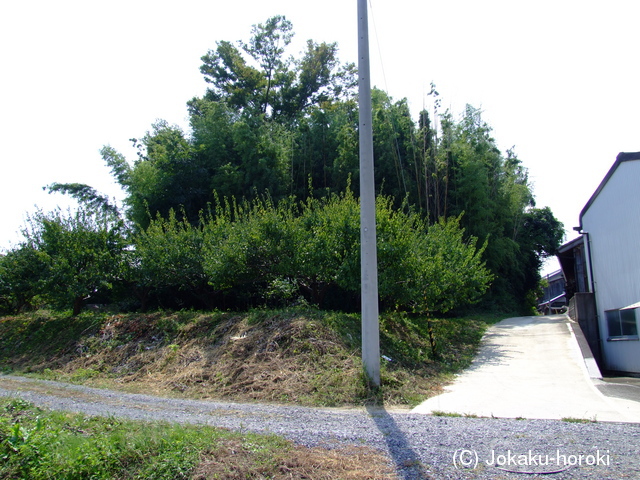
[{"xmin": 606, "ymin": 308, "xmax": 638, "ymax": 339}]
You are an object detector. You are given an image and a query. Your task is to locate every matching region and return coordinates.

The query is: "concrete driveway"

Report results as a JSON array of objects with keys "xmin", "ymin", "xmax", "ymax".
[{"xmin": 412, "ymin": 315, "xmax": 640, "ymax": 422}]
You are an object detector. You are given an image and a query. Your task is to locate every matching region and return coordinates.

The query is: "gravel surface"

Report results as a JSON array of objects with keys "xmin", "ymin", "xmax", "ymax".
[{"xmin": 1, "ymin": 374, "xmax": 639, "ymax": 479}]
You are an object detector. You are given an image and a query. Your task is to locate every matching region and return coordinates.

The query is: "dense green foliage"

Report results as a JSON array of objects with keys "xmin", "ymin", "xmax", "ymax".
[
  {"xmin": 0, "ymin": 246, "xmax": 48, "ymax": 314},
  {"xmin": 0, "ymin": 192, "xmax": 491, "ymax": 314},
  {"xmin": 131, "ymin": 191, "xmax": 491, "ymax": 312},
  {"xmin": 1, "ymin": 15, "xmax": 564, "ymax": 314},
  {"xmin": 1, "ymin": 208, "xmax": 127, "ymax": 315}
]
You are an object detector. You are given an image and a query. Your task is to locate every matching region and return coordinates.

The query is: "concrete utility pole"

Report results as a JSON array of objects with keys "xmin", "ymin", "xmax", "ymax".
[{"xmin": 357, "ymin": 0, "xmax": 380, "ymax": 386}]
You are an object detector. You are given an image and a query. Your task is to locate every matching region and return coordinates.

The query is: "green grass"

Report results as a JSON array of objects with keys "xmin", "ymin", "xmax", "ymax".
[
  {"xmin": 561, "ymin": 416, "xmax": 598, "ymax": 423},
  {"xmin": 0, "ymin": 310, "xmax": 104, "ymax": 367},
  {"xmin": 0, "ymin": 397, "xmax": 280, "ymax": 479},
  {"xmin": 0, "ymin": 398, "xmax": 395, "ymax": 479},
  {"xmin": 430, "ymin": 410, "xmax": 479, "ymax": 418}
]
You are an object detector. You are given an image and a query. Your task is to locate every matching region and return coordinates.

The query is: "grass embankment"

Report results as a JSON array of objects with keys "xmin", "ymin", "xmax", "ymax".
[
  {"xmin": 0, "ymin": 397, "xmax": 395, "ymax": 479},
  {"xmin": 0, "ymin": 308, "xmax": 502, "ymax": 407},
  {"xmin": 0, "ymin": 308, "xmax": 504, "ymax": 478}
]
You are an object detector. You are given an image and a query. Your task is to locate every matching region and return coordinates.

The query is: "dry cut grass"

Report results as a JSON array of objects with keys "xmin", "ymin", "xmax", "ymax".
[
  {"xmin": 192, "ymin": 441, "xmax": 398, "ymax": 480},
  {"xmin": 61, "ymin": 312, "xmax": 373, "ymax": 406},
  {"xmin": 1, "ymin": 308, "xmax": 494, "ymax": 408}
]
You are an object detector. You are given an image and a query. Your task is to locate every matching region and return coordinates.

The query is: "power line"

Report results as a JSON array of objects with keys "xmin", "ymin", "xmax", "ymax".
[{"xmin": 367, "ymin": 0, "xmax": 408, "ymax": 198}]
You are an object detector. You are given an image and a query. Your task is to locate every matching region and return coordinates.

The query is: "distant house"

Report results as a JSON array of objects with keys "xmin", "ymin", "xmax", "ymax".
[
  {"xmin": 537, "ymin": 269, "xmax": 566, "ymax": 314},
  {"xmin": 558, "ymin": 152, "xmax": 640, "ymax": 374}
]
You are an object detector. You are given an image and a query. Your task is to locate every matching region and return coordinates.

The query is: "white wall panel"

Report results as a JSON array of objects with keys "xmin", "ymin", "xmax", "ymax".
[
  {"xmin": 582, "ymin": 159, "xmax": 640, "ymax": 372},
  {"xmin": 583, "ymin": 160, "xmax": 640, "ymax": 311}
]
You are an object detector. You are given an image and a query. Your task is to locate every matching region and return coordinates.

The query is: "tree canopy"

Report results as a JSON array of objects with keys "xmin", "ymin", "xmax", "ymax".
[
  {"xmin": 198, "ymin": 15, "xmax": 356, "ymax": 122},
  {"xmin": 14, "ymin": 207, "xmax": 127, "ymax": 315},
  {"xmin": 3, "ymin": 15, "xmax": 564, "ymax": 314}
]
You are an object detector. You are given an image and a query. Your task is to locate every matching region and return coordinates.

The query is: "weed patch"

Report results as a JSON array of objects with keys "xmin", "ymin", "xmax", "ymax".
[
  {"xmin": 561, "ymin": 416, "xmax": 597, "ymax": 424},
  {"xmin": 0, "ymin": 399, "xmax": 396, "ymax": 479}
]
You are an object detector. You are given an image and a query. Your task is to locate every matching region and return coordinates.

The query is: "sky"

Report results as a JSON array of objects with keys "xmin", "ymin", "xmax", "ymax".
[{"xmin": 2, "ymin": 0, "xmax": 639, "ymax": 275}]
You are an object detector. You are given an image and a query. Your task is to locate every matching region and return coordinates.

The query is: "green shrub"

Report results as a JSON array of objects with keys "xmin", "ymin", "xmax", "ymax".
[
  {"xmin": 16, "ymin": 207, "xmax": 127, "ymax": 315},
  {"xmin": 197, "ymin": 190, "xmax": 493, "ymax": 313},
  {"xmin": 2, "ymin": 187, "xmax": 493, "ymax": 314}
]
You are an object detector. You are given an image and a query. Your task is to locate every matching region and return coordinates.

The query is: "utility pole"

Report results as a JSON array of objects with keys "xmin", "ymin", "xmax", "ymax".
[{"xmin": 357, "ymin": 0, "xmax": 380, "ymax": 386}]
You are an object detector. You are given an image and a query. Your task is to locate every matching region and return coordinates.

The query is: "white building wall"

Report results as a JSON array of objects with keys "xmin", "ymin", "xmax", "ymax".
[{"xmin": 582, "ymin": 160, "xmax": 640, "ymax": 372}]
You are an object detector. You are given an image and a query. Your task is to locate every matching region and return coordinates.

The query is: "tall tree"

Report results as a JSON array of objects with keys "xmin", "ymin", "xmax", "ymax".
[
  {"xmin": 20, "ymin": 207, "xmax": 127, "ymax": 315},
  {"xmin": 97, "ymin": 16, "xmax": 357, "ymax": 228},
  {"xmin": 198, "ymin": 15, "xmax": 355, "ymax": 122},
  {"xmin": 371, "ymin": 89, "xmax": 418, "ymax": 207}
]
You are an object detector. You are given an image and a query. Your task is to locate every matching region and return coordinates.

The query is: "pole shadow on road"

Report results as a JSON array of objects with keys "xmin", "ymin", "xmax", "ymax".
[{"xmin": 365, "ymin": 406, "xmax": 429, "ymax": 480}]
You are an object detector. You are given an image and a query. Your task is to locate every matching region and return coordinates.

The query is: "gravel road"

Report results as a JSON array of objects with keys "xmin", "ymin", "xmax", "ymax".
[{"xmin": 1, "ymin": 375, "xmax": 639, "ymax": 479}]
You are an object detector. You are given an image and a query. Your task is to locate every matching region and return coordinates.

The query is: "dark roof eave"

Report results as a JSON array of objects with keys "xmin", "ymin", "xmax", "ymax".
[{"xmin": 557, "ymin": 235, "xmax": 584, "ymax": 255}]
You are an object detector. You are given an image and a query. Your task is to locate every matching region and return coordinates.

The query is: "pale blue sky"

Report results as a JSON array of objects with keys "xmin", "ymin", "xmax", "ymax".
[{"xmin": 2, "ymin": 0, "xmax": 639, "ymax": 275}]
